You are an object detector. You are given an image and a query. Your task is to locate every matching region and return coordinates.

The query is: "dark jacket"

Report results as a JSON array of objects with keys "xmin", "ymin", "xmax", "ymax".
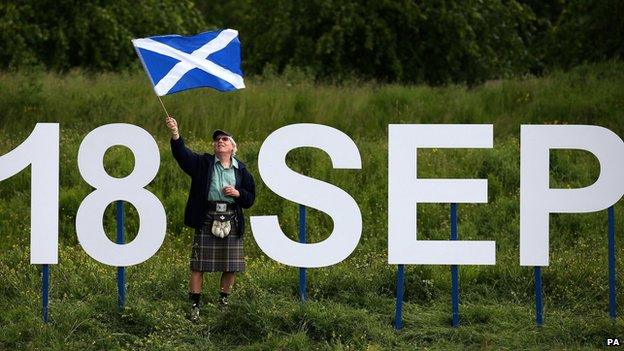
[{"xmin": 170, "ymin": 137, "xmax": 256, "ymax": 236}]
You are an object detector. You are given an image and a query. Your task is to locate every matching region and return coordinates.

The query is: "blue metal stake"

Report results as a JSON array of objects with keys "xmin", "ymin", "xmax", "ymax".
[
  {"xmin": 608, "ymin": 206, "xmax": 616, "ymax": 319},
  {"xmin": 299, "ymin": 204, "xmax": 307, "ymax": 302},
  {"xmin": 535, "ymin": 266, "xmax": 543, "ymax": 327},
  {"xmin": 42, "ymin": 264, "xmax": 49, "ymax": 323},
  {"xmin": 116, "ymin": 201, "xmax": 125, "ymax": 309},
  {"xmin": 450, "ymin": 203, "xmax": 459, "ymax": 327},
  {"xmin": 394, "ymin": 264, "xmax": 405, "ymax": 330}
]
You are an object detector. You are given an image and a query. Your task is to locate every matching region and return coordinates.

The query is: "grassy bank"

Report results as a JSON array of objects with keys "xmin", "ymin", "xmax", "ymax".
[
  {"xmin": 1, "ymin": 61, "xmax": 623, "ymax": 140},
  {"xmin": 0, "ymin": 63, "xmax": 623, "ymax": 349}
]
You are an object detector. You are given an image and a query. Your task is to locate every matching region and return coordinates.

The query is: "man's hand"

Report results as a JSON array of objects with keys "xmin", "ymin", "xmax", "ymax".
[
  {"xmin": 166, "ymin": 116, "xmax": 180, "ymax": 140},
  {"xmin": 223, "ymin": 186, "xmax": 240, "ymax": 198}
]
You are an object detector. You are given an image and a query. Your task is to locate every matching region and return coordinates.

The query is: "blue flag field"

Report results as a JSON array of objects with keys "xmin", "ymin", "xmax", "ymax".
[{"xmin": 132, "ymin": 29, "xmax": 245, "ymax": 95}]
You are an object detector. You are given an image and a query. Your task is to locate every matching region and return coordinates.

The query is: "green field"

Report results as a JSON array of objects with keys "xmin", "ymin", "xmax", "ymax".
[{"xmin": 1, "ymin": 63, "xmax": 623, "ymax": 350}]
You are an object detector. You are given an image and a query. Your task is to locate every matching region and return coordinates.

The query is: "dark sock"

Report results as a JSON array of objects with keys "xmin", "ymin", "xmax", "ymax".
[
  {"xmin": 189, "ymin": 292, "xmax": 201, "ymax": 307},
  {"xmin": 219, "ymin": 291, "xmax": 229, "ymax": 299}
]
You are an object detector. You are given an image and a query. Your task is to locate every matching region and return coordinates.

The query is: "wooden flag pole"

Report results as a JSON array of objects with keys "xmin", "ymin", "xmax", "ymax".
[{"xmin": 156, "ymin": 95, "xmax": 170, "ymax": 117}]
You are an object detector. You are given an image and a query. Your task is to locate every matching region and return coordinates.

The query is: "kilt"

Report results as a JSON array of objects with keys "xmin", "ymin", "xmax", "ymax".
[{"xmin": 190, "ymin": 217, "xmax": 245, "ymax": 272}]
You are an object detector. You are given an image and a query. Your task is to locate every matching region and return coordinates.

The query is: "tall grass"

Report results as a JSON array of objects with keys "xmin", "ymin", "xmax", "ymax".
[
  {"xmin": 0, "ymin": 62, "xmax": 623, "ymax": 349},
  {"xmin": 1, "ymin": 61, "xmax": 623, "ymax": 140}
]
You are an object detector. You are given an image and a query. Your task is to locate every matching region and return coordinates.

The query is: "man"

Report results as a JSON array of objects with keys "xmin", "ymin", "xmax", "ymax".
[{"xmin": 166, "ymin": 116, "xmax": 255, "ymax": 321}]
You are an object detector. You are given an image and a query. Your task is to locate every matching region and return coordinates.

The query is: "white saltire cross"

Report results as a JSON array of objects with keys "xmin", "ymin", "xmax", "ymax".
[{"xmin": 132, "ymin": 29, "xmax": 245, "ymax": 96}]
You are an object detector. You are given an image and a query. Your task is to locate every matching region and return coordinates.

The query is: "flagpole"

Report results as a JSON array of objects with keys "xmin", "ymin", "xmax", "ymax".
[{"xmin": 156, "ymin": 95, "xmax": 170, "ymax": 117}]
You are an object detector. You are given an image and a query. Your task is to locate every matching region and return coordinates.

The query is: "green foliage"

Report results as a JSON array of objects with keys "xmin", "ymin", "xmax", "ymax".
[
  {"xmin": 1, "ymin": 65, "xmax": 624, "ymax": 349},
  {"xmin": 203, "ymin": 0, "xmax": 538, "ymax": 85},
  {"xmin": 0, "ymin": 0, "xmax": 207, "ymax": 71},
  {"xmin": 545, "ymin": 0, "xmax": 624, "ymax": 68},
  {"xmin": 3, "ymin": 1, "xmax": 624, "ymax": 84}
]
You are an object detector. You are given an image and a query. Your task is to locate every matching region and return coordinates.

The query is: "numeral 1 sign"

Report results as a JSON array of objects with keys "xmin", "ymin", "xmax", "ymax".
[
  {"xmin": 0, "ymin": 123, "xmax": 166, "ymax": 267},
  {"xmin": 0, "ymin": 123, "xmax": 59, "ymax": 264}
]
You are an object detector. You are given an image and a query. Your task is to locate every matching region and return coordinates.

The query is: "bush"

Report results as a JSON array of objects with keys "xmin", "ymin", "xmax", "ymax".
[
  {"xmin": 0, "ymin": 0, "xmax": 207, "ymax": 71},
  {"xmin": 205, "ymin": 0, "xmax": 539, "ymax": 85},
  {"xmin": 545, "ymin": 0, "xmax": 624, "ymax": 68}
]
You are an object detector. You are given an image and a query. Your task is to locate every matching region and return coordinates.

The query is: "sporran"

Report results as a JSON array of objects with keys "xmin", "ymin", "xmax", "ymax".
[{"xmin": 206, "ymin": 202, "xmax": 237, "ymax": 238}]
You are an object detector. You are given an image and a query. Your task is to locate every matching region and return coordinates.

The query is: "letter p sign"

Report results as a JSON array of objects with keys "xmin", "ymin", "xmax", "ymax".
[{"xmin": 520, "ymin": 125, "xmax": 624, "ymax": 266}]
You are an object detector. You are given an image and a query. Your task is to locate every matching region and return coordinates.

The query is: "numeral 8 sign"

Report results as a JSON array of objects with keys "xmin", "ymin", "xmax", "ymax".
[{"xmin": 77, "ymin": 124, "xmax": 166, "ymax": 266}]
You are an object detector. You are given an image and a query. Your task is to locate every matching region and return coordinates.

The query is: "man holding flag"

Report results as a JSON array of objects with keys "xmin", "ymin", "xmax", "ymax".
[
  {"xmin": 132, "ymin": 29, "xmax": 254, "ymax": 320},
  {"xmin": 166, "ymin": 117, "xmax": 255, "ymax": 320}
]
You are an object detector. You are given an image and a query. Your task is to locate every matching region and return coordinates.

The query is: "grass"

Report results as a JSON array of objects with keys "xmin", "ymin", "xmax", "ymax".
[{"xmin": 0, "ymin": 62, "xmax": 623, "ymax": 349}]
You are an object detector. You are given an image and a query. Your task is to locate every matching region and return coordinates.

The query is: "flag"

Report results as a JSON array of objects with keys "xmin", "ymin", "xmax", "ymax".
[{"xmin": 132, "ymin": 29, "xmax": 245, "ymax": 96}]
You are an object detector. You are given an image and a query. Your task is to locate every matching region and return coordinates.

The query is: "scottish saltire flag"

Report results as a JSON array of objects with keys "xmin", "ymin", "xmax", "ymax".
[{"xmin": 132, "ymin": 29, "xmax": 245, "ymax": 95}]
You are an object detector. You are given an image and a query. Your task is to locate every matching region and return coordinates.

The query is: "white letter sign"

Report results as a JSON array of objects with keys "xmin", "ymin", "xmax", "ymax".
[
  {"xmin": 520, "ymin": 125, "xmax": 624, "ymax": 266},
  {"xmin": 388, "ymin": 124, "xmax": 496, "ymax": 265},
  {"xmin": 251, "ymin": 124, "xmax": 362, "ymax": 268}
]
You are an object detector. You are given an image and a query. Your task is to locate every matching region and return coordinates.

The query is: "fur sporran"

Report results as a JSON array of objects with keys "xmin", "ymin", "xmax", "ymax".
[{"xmin": 207, "ymin": 211, "xmax": 237, "ymax": 238}]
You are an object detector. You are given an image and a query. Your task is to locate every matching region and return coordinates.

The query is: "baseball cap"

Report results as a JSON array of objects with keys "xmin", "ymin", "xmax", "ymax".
[{"xmin": 212, "ymin": 129, "xmax": 232, "ymax": 141}]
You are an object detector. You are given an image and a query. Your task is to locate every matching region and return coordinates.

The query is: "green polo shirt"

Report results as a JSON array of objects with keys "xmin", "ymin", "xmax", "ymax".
[{"xmin": 208, "ymin": 157, "xmax": 239, "ymax": 203}]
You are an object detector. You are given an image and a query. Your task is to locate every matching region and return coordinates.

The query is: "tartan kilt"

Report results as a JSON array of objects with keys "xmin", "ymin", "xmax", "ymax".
[{"xmin": 190, "ymin": 218, "xmax": 245, "ymax": 272}]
